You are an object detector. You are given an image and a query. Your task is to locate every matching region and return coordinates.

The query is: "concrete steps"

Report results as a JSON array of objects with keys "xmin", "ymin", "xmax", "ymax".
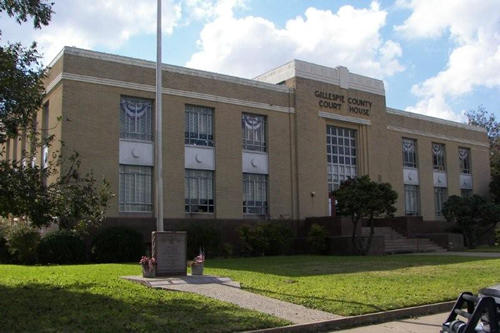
[{"xmin": 362, "ymin": 227, "xmax": 447, "ymax": 254}]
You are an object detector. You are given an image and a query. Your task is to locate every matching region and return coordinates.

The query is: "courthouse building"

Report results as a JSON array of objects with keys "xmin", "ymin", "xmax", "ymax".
[{"xmin": 2, "ymin": 47, "xmax": 491, "ymax": 225}]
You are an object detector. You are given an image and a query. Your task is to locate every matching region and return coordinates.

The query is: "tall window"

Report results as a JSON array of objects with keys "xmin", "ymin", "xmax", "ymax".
[
  {"xmin": 458, "ymin": 147, "xmax": 471, "ymax": 174},
  {"xmin": 242, "ymin": 113, "xmax": 266, "ymax": 152},
  {"xmin": 402, "ymin": 138, "xmax": 417, "ymax": 168},
  {"xmin": 434, "ymin": 187, "xmax": 448, "ymax": 216},
  {"xmin": 243, "ymin": 173, "xmax": 267, "ymax": 215},
  {"xmin": 185, "ymin": 105, "xmax": 214, "ymax": 146},
  {"xmin": 185, "ymin": 169, "xmax": 214, "ymax": 213},
  {"xmin": 404, "ymin": 185, "xmax": 420, "ymax": 216},
  {"xmin": 326, "ymin": 126, "xmax": 357, "ymax": 192},
  {"xmin": 432, "ymin": 143, "xmax": 446, "ymax": 171},
  {"xmin": 120, "ymin": 96, "xmax": 152, "ymax": 141},
  {"xmin": 119, "ymin": 165, "xmax": 152, "ymax": 212}
]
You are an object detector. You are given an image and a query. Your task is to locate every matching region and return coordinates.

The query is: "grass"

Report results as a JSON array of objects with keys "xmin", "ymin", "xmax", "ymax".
[
  {"xmin": 0, "ymin": 264, "xmax": 288, "ymax": 332},
  {"xmin": 205, "ymin": 255, "xmax": 500, "ymax": 316}
]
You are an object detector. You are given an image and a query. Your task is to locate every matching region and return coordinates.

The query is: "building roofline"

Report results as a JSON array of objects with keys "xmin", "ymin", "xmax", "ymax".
[
  {"xmin": 386, "ymin": 107, "xmax": 486, "ymax": 133},
  {"xmin": 47, "ymin": 46, "xmax": 292, "ymax": 94}
]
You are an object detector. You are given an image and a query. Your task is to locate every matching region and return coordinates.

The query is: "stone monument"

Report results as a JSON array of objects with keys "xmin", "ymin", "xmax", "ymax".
[{"xmin": 152, "ymin": 231, "xmax": 187, "ymax": 276}]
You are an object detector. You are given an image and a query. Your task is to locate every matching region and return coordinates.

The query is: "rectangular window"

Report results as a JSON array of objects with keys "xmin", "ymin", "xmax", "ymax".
[
  {"xmin": 432, "ymin": 143, "xmax": 446, "ymax": 171},
  {"xmin": 120, "ymin": 96, "xmax": 153, "ymax": 141},
  {"xmin": 119, "ymin": 165, "xmax": 153, "ymax": 212},
  {"xmin": 326, "ymin": 126, "xmax": 357, "ymax": 192},
  {"xmin": 404, "ymin": 185, "xmax": 420, "ymax": 216},
  {"xmin": 242, "ymin": 113, "xmax": 266, "ymax": 152},
  {"xmin": 434, "ymin": 187, "xmax": 448, "ymax": 216},
  {"xmin": 185, "ymin": 105, "xmax": 214, "ymax": 146},
  {"xmin": 458, "ymin": 147, "xmax": 471, "ymax": 174},
  {"xmin": 402, "ymin": 138, "xmax": 417, "ymax": 168},
  {"xmin": 185, "ymin": 169, "xmax": 214, "ymax": 213},
  {"xmin": 461, "ymin": 189, "xmax": 472, "ymax": 198},
  {"xmin": 243, "ymin": 173, "xmax": 268, "ymax": 215}
]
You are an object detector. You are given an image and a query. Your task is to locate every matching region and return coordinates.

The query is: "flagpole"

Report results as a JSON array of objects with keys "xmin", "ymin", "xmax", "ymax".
[{"xmin": 155, "ymin": 0, "xmax": 164, "ymax": 232}]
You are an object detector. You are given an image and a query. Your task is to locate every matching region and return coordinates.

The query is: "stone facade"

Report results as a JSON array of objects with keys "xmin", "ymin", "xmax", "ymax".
[{"xmin": 1, "ymin": 47, "xmax": 490, "ymax": 224}]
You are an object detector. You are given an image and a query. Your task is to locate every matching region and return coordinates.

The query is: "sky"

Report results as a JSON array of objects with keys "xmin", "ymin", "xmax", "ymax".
[{"xmin": 1, "ymin": 0, "xmax": 499, "ymax": 122}]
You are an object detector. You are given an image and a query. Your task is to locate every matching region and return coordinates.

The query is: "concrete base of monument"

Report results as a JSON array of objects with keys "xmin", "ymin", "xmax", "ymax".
[
  {"xmin": 152, "ymin": 231, "xmax": 187, "ymax": 276},
  {"xmin": 121, "ymin": 275, "xmax": 241, "ymax": 288}
]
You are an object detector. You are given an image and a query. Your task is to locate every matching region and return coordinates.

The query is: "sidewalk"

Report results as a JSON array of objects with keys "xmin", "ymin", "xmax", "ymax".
[
  {"xmin": 122, "ymin": 275, "xmax": 341, "ymax": 324},
  {"xmin": 332, "ymin": 312, "xmax": 447, "ymax": 332}
]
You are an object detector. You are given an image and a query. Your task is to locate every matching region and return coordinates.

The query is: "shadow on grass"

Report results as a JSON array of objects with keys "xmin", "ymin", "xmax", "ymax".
[
  {"xmin": 0, "ymin": 283, "xmax": 283, "ymax": 332},
  {"xmin": 207, "ymin": 254, "xmax": 500, "ymax": 277}
]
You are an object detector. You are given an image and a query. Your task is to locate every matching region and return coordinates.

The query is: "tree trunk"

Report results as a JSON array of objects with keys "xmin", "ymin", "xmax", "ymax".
[
  {"xmin": 351, "ymin": 215, "xmax": 361, "ymax": 255},
  {"xmin": 362, "ymin": 215, "xmax": 375, "ymax": 255}
]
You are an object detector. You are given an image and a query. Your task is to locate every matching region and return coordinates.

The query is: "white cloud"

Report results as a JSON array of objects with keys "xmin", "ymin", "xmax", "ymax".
[
  {"xmin": 395, "ymin": 0, "xmax": 500, "ymax": 120},
  {"xmin": 186, "ymin": 1, "xmax": 404, "ymax": 79},
  {"xmin": 0, "ymin": 0, "xmax": 182, "ymax": 64}
]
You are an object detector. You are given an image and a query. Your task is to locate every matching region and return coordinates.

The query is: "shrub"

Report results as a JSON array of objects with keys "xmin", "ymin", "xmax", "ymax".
[
  {"xmin": 91, "ymin": 227, "xmax": 145, "ymax": 263},
  {"xmin": 38, "ymin": 230, "xmax": 86, "ymax": 264},
  {"xmin": 0, "ymin": 225, "xmax": 11, "ymax": 263},
  {"xmin": 239, "ymin": 222, "xmax": 293, "ymax": 256},
  {"xmin": 5, "ymin": 219, "xmax": 40, "ymax": 264},
  {"xmin": 186, "ymin": 224, "xmax": 221, "ymax": 259},
  {"xmin": 307, "ymin": 224, "xmax": 328, "ymax": 254}
]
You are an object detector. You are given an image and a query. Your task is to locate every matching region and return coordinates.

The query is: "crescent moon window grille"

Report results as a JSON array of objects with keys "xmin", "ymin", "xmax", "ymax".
[
  {"xmin": 432, "ymin": 143, "xmax": 446, "ymax": 171},
  {"xmin": 458, "ymin": 147, "xmax": 471, "ymax": 174},
  {"xmin": 185, "ymin": 105, "xmax": 214, "ymax": 146},
  {"xmin": 242, "ymin": 113, "xmax": 266, "ymax": 152},
  {"xmin": 119, "ymin": 165, "xmax": 153, "ymax": 212},
  {"xmin": 185, "ymin": 169, "xmax": 214, "ymax": 213},
  {"xmin": 243, "ymin": 173, "xmax": 268, "ymax": 216},
  {"xmin": 402, "ymin": 138, "xmax": 417, "ymax": 168},
  {"xmin": 404, "ymin": 184, "xmax": 420, "ymax": 216},
  {"xmin": 120, "ymin": 96, "xmax": 153, "ymax": 141},
  {"xmin": 434, "ymin": 187, "xmax": 448, "ymax": 216}
]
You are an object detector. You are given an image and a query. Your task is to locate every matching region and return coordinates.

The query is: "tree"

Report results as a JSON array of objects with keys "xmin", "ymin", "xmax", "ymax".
[
  {"xmin": 0, "ymin": 148, "xmax": 112, "ymax": 235},
  {"xmin": 334, "ymin": 176, "xmax": 397, "ymax": 255},
  {"xmin": 465, "ymin": 105, "xmax": 500, "ymax": 176},
  {"xmin": 0, "ymin": 0, "xmax": 53, "ymax": 144},
  {"xmin": 442, "ymin": 195, "xmax": 500, "ymax": 248}
]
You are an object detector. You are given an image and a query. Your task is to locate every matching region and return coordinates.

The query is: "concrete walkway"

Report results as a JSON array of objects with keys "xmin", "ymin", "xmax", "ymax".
[
  {"xmin": 409, "ymin": 251, "xmax": 500, "ymax": 258},
  {"xmin": 122, "ymin": 275, "xmax": 341, "ymax": 324},
  {"xmin": 332, "ymin": 312, "xmax": 447, "ymax": 332}
]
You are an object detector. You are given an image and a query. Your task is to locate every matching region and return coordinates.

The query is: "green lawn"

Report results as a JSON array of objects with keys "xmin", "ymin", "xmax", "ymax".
[
  {"xmin": 0, "ymin": 264, "xmax": 287, "ymax": 332},
  {"xmin": 206, "ymin": 255, "xmax": 500, "ymax": 316}
]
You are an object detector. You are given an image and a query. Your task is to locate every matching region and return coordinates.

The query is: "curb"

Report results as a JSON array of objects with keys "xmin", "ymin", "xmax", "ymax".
[{"xmin": 245, "ymin": 300, "xmax": 455, "ymax": 332}]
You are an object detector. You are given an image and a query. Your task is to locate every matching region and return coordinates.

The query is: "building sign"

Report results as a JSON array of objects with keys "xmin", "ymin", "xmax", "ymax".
[{"xmin": 314, "ymin": 90, "xmax": 372, "ymax": 116}]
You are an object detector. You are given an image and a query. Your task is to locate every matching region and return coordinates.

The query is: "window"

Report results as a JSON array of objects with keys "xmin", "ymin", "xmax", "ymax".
[
  {"xmin": 434, "ymin": 187, "xmax": 448, "ymax": 216},
  {"xmin": 432, "ymin": 143, "xmax": 446, "ymax": 171},
  {"xmin": 402, "ymin": 138, "xmax": 417, "ymax": 168},
  {"xmin": 185, "ymin": 169, "xmax": 214, "ymax": 213},
  {"xmin": 459, "ymin": 147, "xmax": 471, "ymax": 174},
  {"xmin": 119, "ymin": 165, "xmax": 152, "ymax": 212},
  {"xmin": 243, "ymin": 173, "xmax": 267, "ymax": 215},
  {"xmin": 326, "ymin": 126, "xmax": 357, "ymax": 192},
  {"xmin": 185, "ymin": 105, "xmax": 214, "ymax": 146},
  {"xmin": 120, "ymin": 96, "xmax": 153, "ymax": 141},
  {"xmin": 461, "ymin": 189, "xmax": 472, "ymax": 198},
  {"xmin": 404, "ymin": 185, "xmax": 420, "ymax": 216},
  {"xmin": 242, "ymin": 113, "xmax": 266, "ymax": 152}
]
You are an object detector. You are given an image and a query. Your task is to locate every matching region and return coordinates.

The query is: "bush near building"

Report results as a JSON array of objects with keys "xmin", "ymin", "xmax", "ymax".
[
  {"xmin": 442, "ymin": 195, "xmax": 500, "ymax": 248},
  {"xmin": 91, "ymin": 226, "xmax": 145, "ymax": 263},
  {"xmin": 37, "ymin": 230, "xmax": 86, "ymax": 264}
]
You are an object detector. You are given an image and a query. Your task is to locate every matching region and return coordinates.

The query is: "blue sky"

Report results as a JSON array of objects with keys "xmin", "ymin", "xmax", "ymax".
[{"xmin": 1, "ymin": 0, "xmax": 499, "ymax": 122}]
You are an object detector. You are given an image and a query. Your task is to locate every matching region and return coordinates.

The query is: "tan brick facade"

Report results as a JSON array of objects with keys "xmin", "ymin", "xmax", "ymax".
[{"xmin": 5, "ymin": 47, "xmax": 489, "ymax": 223}]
